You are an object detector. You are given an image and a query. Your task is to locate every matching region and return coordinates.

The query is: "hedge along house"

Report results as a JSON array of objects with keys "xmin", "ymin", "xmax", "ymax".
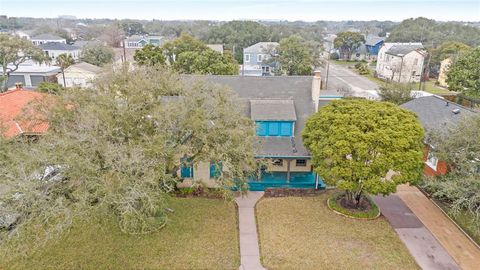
[
  {"xmin": 401, "ymin": 96, "xmax": 477, "ymax": 176},
  {"xmin": 177, "ymin": 71, "xmax": 342, "ymax": 191}
]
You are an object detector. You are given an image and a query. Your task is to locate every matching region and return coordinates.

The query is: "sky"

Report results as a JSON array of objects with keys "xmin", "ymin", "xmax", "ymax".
[{"xmin": 1, "ymin": 0, "xmax": 479, "ymax": 22}]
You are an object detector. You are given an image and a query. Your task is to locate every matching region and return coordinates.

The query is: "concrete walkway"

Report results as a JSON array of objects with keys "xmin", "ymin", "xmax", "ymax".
[
  {"xmin": 396, "ymin": 185, "xmax": 480, "ymax": 270},
  {"xmin": 236, "ymin": 191, "xmax": 265, "ymax": 270},
  {"xmin": 373, "ymin": 194, "xmax": 459, "ymax": 270}
]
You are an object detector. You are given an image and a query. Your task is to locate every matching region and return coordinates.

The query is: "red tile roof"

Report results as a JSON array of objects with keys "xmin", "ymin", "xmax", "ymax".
[{"xmin": 0, "ymin": 89, "xmax": 51, "ymax": 138}]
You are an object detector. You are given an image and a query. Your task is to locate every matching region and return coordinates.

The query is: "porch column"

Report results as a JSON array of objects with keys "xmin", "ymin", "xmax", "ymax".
[{"xmin": 286, "ymin": 159, "xmax": 291, "ymax": 183}]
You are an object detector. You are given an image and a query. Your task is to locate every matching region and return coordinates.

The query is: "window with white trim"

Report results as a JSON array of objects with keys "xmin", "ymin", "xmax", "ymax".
[
  {"xmin": 257, "ymin": 54, "xmax": 263, "ymax": 62},
  {"xmin": 244, "ymin": 54, "xmax": 250, "ymax": 62},
  {"xmin": 426, "ymin": 152, "xmax": 438, "ymax": 171}
]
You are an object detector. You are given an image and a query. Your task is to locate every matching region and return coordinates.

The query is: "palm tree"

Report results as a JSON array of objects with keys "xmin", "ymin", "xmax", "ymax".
[{"xmin": 56, "ymin": 53, "xmax": 74, "ymax": 87}]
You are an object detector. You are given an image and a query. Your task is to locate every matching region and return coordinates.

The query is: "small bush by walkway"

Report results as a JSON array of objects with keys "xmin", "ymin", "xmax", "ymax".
[
  {"xmin": 256, "ymin": 191, "xmax": 419, "ymax": 270},
  {"xmin": 1, "ymin": 198, "xmax": 240, "ymax": 270}
]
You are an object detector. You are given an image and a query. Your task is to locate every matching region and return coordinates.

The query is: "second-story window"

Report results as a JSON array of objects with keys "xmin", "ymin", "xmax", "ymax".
[
  {"xmin": 413, "ymin": 58, "xmax": 418, "ymax": 65},
  {"xmin": 256, "ymin": 121, "xmax": 293, "ymax": 137},
  {"xmin": 244, "ymin": 54, "xmax": 250, "ymax": 62},
  {"xmin": 257, "ymin": 54, "xmax": 263, "ymax": 62}
]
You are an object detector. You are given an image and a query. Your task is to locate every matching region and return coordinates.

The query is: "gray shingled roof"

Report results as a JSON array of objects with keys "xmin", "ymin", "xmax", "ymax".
[
  {"xmin": 250, "ymin": 99, "xmax": 297, "ymax": 121},
  {"xmin": 386, "ymin": 44, "xmax": 424, "ymax": 56},
  {"xmin": 185, "ymin": 75, "xmax": 335, "ymax": 157},
  {"xmin": 38, "ymin": 42, "xmax": 79, "ymax": 51},
  {"xmin": 365, "ymin": 36, "xmax": 385, "ymax": 46},
  {"xmin": 244, "ymin": 42, "xmax": 279, "ymax": 53},
  {"xmin": 31, "ymin": 34, "xmax": 65, "ymax": 40},
  {"xmin": 401, "ymin": 96, "xmax": 477, "ymax": 134}
]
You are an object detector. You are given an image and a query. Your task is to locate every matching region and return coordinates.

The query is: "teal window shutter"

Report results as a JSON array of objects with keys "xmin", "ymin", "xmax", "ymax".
[
  {"xmin": 210, "ymin": 161, "xmax": 222, "ymax": 178},
  {"xmin": 256, "ymin": 121, "xmax": 267, "ymax": 136},
  {"xmin": 180, "ymin": 157, "xmax": 194, "ymax": 178},
  {"xmin": 268, "ymin": 122, "xmax": 280, "ymax": 136},
  {"xmin": 280, "ymin": 122, "xmax": 293, "ymax": 136}
]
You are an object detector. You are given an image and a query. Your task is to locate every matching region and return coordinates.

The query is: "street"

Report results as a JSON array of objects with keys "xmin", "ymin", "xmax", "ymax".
[{"xmin": 322, "ymin": 62, "xmax": 380, "ymax": 98}]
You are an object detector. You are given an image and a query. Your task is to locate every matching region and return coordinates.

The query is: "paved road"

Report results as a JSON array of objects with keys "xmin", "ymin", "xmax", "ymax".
[{"xmin": 322, "ymin": 62, "xmax": 379, "ymax": 97}]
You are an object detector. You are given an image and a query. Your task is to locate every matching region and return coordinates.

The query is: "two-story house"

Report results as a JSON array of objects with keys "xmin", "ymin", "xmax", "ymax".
[
  {"xmin": 123, "ymin": 35, "xmax": 166, "ymax": 49},
  {"xmin": 375, "ymin": 43, "xmax": 427, "ymax": 83},
  {"xmin": 177, "ymin": 71, "xmax": 343, "ymax": 191},
  {"xmin": 31, "ymin": 34, "xmax": 66, "ymax": 46},
  {"xmin": 242, "ymin": 42, "xmax": 279, "ymax": 76},
  {"xmin": 39, "ymin": 42, "xmax": 82, "ymax": 61}
]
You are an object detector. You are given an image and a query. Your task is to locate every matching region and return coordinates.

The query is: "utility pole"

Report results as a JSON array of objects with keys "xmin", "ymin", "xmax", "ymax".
[
  {"xmin": 422, "ymin": 53, "xmax": 431, "ymax": 91},
  {"xmin": 325, "ymin": 59, "xmax": 330, "ymax": 90}
]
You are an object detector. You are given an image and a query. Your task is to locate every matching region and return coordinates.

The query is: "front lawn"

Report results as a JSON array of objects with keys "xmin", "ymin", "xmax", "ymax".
[
  {"xmin": 1, "ymin": 198, "xmax": 240, "ymax": 270},
  {"xmin": 256, "ymin": 192, "xmax": 419, "ymax": 270}
]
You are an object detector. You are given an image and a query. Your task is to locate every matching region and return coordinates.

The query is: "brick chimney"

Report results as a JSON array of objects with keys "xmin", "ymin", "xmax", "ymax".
[{"xmin": 312, "ymin": 69, "xmax": 321, "ymax": 112}]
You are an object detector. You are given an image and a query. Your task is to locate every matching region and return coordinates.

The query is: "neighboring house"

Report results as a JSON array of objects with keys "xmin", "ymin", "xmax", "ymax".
[
  {"xmin": 375, "ymin": 43, "xmax": 427, "ymax": 83},
  {"xmin": 365, "ymin": 35, "xmax": 385, "ymax": 57},
  {"xmin": 56, "ymin": 62, "xmax": 101, "ymax": 88},
  {"xmin": 31, "ymin": 34, "xmax": 66, "ymax": 45},
  {"xmin": 0, "ymin": 87, "xmax": 50, "ymax": 138},
  {"xmin": 206, "ymin": 44, "xmax": 224, "ymax": 54},
  {"xmin": 177, "ymin": 71, "xmax": 343, "ymax": 191},
  {"xmin": 350, "ymin": 44, "xmax": 368, "ymax": 61},
  {"xmin": 123, "ymin": 35, "xmax": 166, "ymax": 48},
  {"xmin": 401, "ymin": 96, "xmax": 477, "ymax": 176},
  {"xmin": 242, "ymin": 42, "xmax": 279, "ymax": 76},
  {"xmin": 437, "ymin": 58, "xmax": 452, "ymax": 88},
  {"xmin": 6, "ymin": 62, "xmax": 61, "ymax": 88},
  {"xmin": 39, "ymin": 42, "xmax": 81, "ymax": 61},
  {"xmin": 14, "ymin": 30, "xmax": 32, "ymax": 40}
]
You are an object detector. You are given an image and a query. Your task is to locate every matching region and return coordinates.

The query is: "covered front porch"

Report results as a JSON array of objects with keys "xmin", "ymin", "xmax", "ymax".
[{"xmin": 248, "ymin": 171, "xmax": 325, "ymax": 191}]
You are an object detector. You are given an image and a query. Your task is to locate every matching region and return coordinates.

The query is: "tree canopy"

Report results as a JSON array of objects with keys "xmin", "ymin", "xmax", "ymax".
[
  {"xmin": 0, "ymin": 66, "xmax": 255, "ymax": 246},
  {"xmin": 333, "ymin": 31, "xmax": 365, "ymax": 60},
  {"xmin": 446, "ymin": 48, "xmax": 480, "ymax": 97},
  {"xmin": 386, "ymin": 17, "xmax": 480, "ymax": 48},
  {"xmin": 303, "ymin": 99, "xmax": 424, "ymax": 206},
  {"xmin": 0, "ymin": 34, "xmax": 46, "ymax": 91},
  {"xmin": 206, "ymin": 21, "xmax": 270, "ymax": 63},
  {"xmin": 277, "ymin": 35, "xmax": 314, "ymax": 76},
  {"xmin": 134, "ymin": 34, "xmax": 238, "ymax": 75},
  {"xmin": 430, "ymin": 41, "xmax": 472, "ymax": 67},
  {"xmin": 378, "ymin": 82, "xmax": 415, "ymax": 105},
  {"xmin": 80, "ymin": 43, "xmax": 115, "ymax": 66}
]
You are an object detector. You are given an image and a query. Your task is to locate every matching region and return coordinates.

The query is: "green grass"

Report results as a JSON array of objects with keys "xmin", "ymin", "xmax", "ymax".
[
  {"xmin": 422, "ymin": 81, "xmax": 456, "ymax": 95},
  {"xmin": 328, "ymin": 192, "xmax": 380, "ymax": 219},
  {"xmin": 1, "ymin": 198, "xmax": 240, "ymax": 270},
  {"xmin": 256, "ymin": 191, "xmax": 419, "ymax": 270}
]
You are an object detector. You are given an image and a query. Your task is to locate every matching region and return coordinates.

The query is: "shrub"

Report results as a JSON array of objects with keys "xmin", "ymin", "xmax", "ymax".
[{"xmin": 37, "ymin": 81, "xmax": 63, "ymax": 95}]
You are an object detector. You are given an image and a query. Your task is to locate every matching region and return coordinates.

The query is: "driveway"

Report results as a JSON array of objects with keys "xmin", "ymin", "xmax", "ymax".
[{"xmin": 373, "ymin": 194, "xmax": 460, "ymax": 270}]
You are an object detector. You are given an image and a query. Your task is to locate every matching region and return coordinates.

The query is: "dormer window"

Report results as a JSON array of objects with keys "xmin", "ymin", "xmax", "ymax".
[{"xmin": 250, "ymin": 99, "xmax": 296, "ymax": 137}]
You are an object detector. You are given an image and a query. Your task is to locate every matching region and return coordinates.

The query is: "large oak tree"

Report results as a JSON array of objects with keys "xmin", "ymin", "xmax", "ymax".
[{"xmin": 303, "ymin": 99, "xmax": 424, "ymax": 207}]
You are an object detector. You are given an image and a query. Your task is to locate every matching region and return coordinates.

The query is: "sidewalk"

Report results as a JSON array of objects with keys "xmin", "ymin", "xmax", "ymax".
[
  {"xmin": 396, "ymin": 185, "xmax": 480, "ymax": 270},
  {"xmin": 236, "ymin": 191, "xmax": 265, "ymax": 270},
  {"xmin": 373, "ymin": 195, "xmax": 459, "ymax": 270}
]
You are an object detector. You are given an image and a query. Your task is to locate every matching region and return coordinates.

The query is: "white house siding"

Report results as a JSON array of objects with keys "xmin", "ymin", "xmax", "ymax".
[
  {"xmin": 56, "ymin": 65, "xmax": 98, "ymax": 88},
  {"xmin": 376, "ymin": 46, "xmax": 425, "ymax": 83},
  {"xmin": 32, "ymin": 38, "xmax": 66, "ymax": 46},
  {"xmin": 45, "ymin": 49, "xmax": 82, "ymax": 61}
]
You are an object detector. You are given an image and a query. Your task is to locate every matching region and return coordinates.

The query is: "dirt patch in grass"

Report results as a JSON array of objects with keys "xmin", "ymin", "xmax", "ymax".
[
  {"xmin": 256, "ymin": 191, "xmax": 419, "ymax": 270},
  {"xmin": 1, "ymin": 198, "xmax": 240, "ymax": 270}
]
